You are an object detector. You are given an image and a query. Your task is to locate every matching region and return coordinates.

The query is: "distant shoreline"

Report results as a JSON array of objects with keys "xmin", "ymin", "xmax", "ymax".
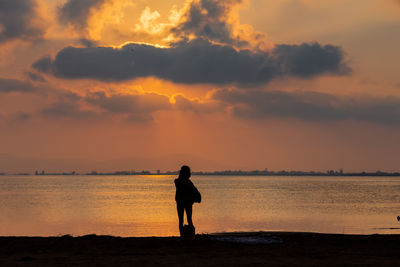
[{"xmin": 2, "ymin": 171, "xmax": 400, "ymax": 177}]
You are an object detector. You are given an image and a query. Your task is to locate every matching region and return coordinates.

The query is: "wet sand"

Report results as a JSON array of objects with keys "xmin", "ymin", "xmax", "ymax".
[{"xmin": 0, "ymin": 232, "xmax": 399, "ymax": 266}]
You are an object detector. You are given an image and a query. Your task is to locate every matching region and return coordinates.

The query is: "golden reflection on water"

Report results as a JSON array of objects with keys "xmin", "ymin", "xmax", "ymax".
[{"xmin": 0, "ymin": 175, "xmax": 399, "ymax": 236}]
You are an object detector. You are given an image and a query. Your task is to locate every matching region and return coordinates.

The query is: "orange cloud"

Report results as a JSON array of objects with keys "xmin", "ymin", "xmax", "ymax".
[
  {"xmin": 57, "ymin": 0, "xmax": 135, "ymax": 41},
  {"xmin": 54, "ymin": 0, "xmax": 269, "ymax": 50}
]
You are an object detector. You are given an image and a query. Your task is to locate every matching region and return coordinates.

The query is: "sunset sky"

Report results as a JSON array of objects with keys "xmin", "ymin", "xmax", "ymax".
[{"xmin": 0, "ymin": 0, "xmax": 400, "ymax": 173}]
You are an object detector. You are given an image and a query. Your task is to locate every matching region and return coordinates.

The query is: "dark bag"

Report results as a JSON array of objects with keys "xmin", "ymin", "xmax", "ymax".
[{"xmin": 193, "ymin": 186, "xmax": 201, "ymax": 203}]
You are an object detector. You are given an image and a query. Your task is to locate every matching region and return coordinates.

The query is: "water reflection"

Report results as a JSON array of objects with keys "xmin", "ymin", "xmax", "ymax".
[{"xmin": 0, "ymin": 175, "xmax": 399, "ymax": 236}]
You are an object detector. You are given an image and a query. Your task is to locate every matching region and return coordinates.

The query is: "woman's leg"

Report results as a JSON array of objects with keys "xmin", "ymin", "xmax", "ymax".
[
  {"xmin": 177, "ymin": 203, "xmax": 184, "ymax": 236},
  {"xmin": 185, "ymin": 204, "xmax": 193, "ymax": 227}
]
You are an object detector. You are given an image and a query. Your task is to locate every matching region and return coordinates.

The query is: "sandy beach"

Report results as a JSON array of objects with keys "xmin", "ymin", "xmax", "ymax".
[{"xmin": 0, "ymin": 232, "xmax": 399, "ymax": 266}]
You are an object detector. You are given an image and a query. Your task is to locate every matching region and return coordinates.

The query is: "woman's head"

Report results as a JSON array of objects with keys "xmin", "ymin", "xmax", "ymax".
[{"xmin": 179, "ymin": 165, "xmax": 191, "ymax": 180}]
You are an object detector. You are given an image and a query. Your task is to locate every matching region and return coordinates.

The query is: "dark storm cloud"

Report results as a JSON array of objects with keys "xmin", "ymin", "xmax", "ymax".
[
  {"xmin": 57, "ymin": 0, "xmax": 106, "ymax": 29},
  {"xmin": 33, "ymin": 38, "xmax": 349, "ymax": 85},
  {"xmin": 0, "ymin": 78, "xmax": 39, "ymax": 93},
  {"xmin": 172, "ymin": 0, "xmax": 245, "ymax": 46},
  {"xmin": 273, "ymin": 43, "xmax": 350, "ymax": 78},
  {"xmin": 212, "ymin": 89, "xmax": 400, "ymax": 125},
  {"xmin": 0, "ymin": 0, "xmax": 45, "ymax": 43}
]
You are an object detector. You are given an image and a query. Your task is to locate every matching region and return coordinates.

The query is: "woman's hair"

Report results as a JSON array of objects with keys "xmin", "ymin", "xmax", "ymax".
[{"xmin": 179, "ymin": 165, "xmax": 191, "ymax": 180}]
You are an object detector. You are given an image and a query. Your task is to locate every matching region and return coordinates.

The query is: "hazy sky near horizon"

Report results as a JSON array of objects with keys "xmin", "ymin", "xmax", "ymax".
[{"xmin": 1, "ymin": 0, "xmax": 400, "ymax": 172}]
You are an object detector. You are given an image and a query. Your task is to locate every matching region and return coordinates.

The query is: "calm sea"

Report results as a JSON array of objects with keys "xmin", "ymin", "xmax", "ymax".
[{"xmin": 0, "ymin": 175, "xmax": 399, "ymax": 237}]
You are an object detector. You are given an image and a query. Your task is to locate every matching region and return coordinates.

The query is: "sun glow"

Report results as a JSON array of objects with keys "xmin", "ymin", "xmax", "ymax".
[
  {"xmin": 86, "ymin": 0, "xmax": 136, "ymax": 40},
  {"xmin": 135, "ymin": 7, "xmax": 164, "ymax": 34}
]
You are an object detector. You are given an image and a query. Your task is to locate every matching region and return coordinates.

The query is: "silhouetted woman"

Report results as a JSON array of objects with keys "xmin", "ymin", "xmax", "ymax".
[{"xmin": 174, "ymin": 165, "xmax": 201, "ymax": 237}]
